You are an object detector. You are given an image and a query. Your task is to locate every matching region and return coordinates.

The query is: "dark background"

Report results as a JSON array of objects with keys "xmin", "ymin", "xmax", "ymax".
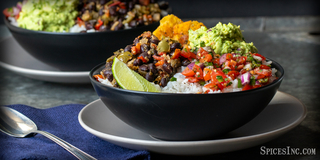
[{"xmin": 1, "ymin": 0, "xmax": 320, "ymax": 25}]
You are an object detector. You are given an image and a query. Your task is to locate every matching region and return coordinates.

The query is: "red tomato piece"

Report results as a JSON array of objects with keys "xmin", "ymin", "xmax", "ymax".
[
  {"xmin": 171, "ymin": 48, "xmax": 181, "ymax": 59},
  {"xmin": 152, "ymin": 55, "xmax": 164, "ymax": 61},
  {"xmin": 186, "ymin": 77, "xmax": 200, "ymax": 83},
  {"xmin": 203, "ymin": 68, "xmax": 212, "ymax": 81},
  {"xmin": 227, "ymin": 70, "xmax": 240, "ymax": 80},
  {"xmin": 192, "ymin": 65, "xmax": 203, "ymax": 80},
  {"xmin": 182, "ymin": 67, "xmax": 195, "ymax": 77},
  {"xmin": 242, "ymin": 84, "xmax": 253, "ymax": 91},
  {"xmin": 199, "ymin": 53, "xmax": 213, "ymax": 63}
]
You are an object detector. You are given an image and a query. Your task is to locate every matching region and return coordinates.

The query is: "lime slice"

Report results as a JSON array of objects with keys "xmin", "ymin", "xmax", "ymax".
[{"xmin": 112, "ymin": 57, "xmax": 160, "ymax": 92}]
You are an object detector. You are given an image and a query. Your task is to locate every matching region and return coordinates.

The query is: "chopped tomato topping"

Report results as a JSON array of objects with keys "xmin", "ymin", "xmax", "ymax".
[
  {"xmin": 171, "ymin": 48, "xmax": 181, "ymax": 59},
  {"xmin": 227, "ymin": 70, "xmax": 240, "ymax": 80},
  {"xmin": 242, "ymin": 84, "xmax": 253, "ymax": 91},
  {"xmin": 182, "ymin": 67, "xmax": 195, "ymax": 77}
]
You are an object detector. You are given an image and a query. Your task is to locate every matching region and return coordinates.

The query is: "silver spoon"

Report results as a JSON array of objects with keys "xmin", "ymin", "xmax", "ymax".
[{"xmin": 0, "ymin": 106, "xmax": 96, "ymax": 160}]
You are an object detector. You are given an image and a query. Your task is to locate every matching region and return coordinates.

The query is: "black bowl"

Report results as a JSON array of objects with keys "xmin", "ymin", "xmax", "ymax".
[
  {"xmin": 4, "ymin": 17, "xmax": 159, "ymax": 71},
  {"xmin": 89, "ymin": 58, "xmax": 284, "ymax": 141}
]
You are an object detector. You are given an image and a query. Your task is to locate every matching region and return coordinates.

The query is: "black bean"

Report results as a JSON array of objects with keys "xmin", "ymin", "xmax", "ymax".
[
  {"xmin": 99, "ymin": 0, "xmax": 107, "ymax": 5},
  {"xmin": 149, "ymin": 48, "xmax": 158, "ymax": 55},
  {"xmin": 99, "ymin": 25, "xmax": 107, "ymax": 31},
  {"xmin": 129, "ymin": 20, "xmax": 137, "ymax": 28},
  {"xmin": 150, "ymin": 0, "xmax": 157, "ymax": 3},
  {"xmin": 160, "ymin": 77, "xmax": 168, "ymax": 87},
  {"xmin": 118, "ymin": 8, "xmax": 127, "ymax": 15},
  {"xmin": 158, "ymin": 1, "xmax": 169, "ymax": 10},
  {"xmin": 128, "ymin": 1, "xmax": 134, "ymax": 10},
  {"xmin": 162, "ymin": 62, "xmax": 173, "ymax": 74},
  {"xmin": 181, "ymin": 59, "xmax": 191, "ymax": 66},
  {"xmin": 98, "ymin": 8, "xmax": 104, "ymax": 16},
  {"xmin": 139, "ymin": 64, "xmax": 149, "ymax": 72},
  {"xmin": 145, "ymin": 73, "xmax": 154, "ymax": 82},
  {"xmin": 137, "ymin": 18, "xmax": 143, "ymax": 26},
  {"xmin": 148, "ymin": 63, "xmax": 157, "ymax": 74},
  {"xmin": 85, "ymin": 21, "xmax": 95, "ymax": 30},
  {"xmin": 124, "ymin": 45, "xmax": 133, "ymax": 52},
  {"xmin": 140, "ymin": 52, "xmax": 151, "ymax": 62},
  {"xmin": 109, "ymin": 6, "xmax": 118, "ymax": 16},
  {"xmin": 133, "ymin": 59, "xmax": 143, "ymax": 66},
  {"xmin": 106, "ymin": 74, "xmax": 113, "ymax": 82},
  {"xmin": 150, "ymin": 36, "xmax": 160, "ymax": 45},
  {"xmin": 133, "ymin": 38, "xmax": 140, "ymax": 45},
  {"xmin": 140, "ymin": 44, "xmax": 150, "ymax": 53},
  {"xmin": 80, "ymin": 30, "xmax": 87, "ymax": 33},
  {"xmin": 170, "ymin": 42, "xmax": 181, "ymax": 52},
  {"xmin": 88, "ymin": 2, "xmax": 96, "ymax": 11},
  {"xmin": 114, "ymin": 21, "xmax": 124, "ymax": 31}
]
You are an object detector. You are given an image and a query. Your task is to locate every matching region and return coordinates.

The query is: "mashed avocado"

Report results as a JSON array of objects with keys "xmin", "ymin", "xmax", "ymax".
[
  {"xmin": 17, "ymin": 0, "xmax": 78, "ymax": 32},
  {"xmin": 189, "ymin": 22, "xmax": 258, "ymax": 55}
]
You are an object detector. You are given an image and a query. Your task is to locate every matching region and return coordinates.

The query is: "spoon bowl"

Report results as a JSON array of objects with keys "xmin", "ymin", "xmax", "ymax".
[{"xmin": 0, "ymin": 106, "xmax": 96, "ymax": 160}]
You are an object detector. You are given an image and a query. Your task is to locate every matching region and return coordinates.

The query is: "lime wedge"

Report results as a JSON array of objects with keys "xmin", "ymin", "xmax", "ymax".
[{"xmin": 112, "ymin": 57, "xmax": 160, "ymax": 92}]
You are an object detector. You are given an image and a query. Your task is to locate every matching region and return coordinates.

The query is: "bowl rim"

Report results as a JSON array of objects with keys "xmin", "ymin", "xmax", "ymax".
[
  {"xmin": 89, "ymin": 57, "xmax": 285, "ymax": 96},
  {"xmin": 3, "ymin": 16, "xmax": 160, "ymax": 35}
]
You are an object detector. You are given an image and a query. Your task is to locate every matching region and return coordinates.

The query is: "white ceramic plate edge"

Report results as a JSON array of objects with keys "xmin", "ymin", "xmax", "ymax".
[
  {"xmin": 0, "ymin": 61, "xmax": 90, "ymax": 83},
  {"xmin": 78, "ymin": 91, "xmax": 307, "ymax": 155}
]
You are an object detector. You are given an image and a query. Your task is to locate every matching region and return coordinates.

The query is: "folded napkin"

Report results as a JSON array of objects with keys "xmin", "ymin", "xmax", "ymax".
[{"xmin": 0, "ymin": 104, "xmax": 150, "ymax": 160}]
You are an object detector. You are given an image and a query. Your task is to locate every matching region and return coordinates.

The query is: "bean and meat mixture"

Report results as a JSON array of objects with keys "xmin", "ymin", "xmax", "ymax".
[
  {"xmin": 99, "ymin": 31, "xmax": 190, "ymax": 87},
  {"xmin": 77, "ymin": 0, "xmax": 170, "ymax": 32}
]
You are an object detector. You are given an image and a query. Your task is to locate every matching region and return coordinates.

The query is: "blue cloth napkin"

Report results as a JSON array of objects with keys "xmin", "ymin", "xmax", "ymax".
[{"xmin": 0, "ymin": 104, "xmax": 150, "ymax": 160}]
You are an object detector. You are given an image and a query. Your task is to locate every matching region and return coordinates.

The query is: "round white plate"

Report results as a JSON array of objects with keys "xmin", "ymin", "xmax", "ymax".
[
  {"xmin": 0, "ymin": 37, "xmax": 90, "ymax": 83},
  {"xmin": 78, "ymin": 91, "xmax": 307, "ymax": 155}
]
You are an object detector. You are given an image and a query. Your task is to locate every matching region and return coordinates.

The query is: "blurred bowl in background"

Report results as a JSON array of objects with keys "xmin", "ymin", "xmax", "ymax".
[{"xmin": 4, "ymin": 17, "xmax": 159, "ymax": 71}]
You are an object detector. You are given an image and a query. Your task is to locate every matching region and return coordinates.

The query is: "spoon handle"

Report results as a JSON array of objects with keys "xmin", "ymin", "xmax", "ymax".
[{"xmin": 34, "ymin": 130, "xmax": 96, "ymax": 160}]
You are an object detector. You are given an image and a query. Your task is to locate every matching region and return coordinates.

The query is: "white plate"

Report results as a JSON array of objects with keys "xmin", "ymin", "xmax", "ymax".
[
  {"xmin": 78, "ymin": 91, "xmax": 307, "ymax": 155},
  {"xmin": 0, "ymin": 36, "xmax": 90, "ymax": 83}
]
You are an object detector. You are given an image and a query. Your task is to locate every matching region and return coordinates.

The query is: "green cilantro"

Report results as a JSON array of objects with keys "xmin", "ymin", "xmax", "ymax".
[
  {"xmin": 237, "ymin": 78, "xmax": 242, "ymax": 88},
  {"xmin": 216, "ymin": 76, "xmax": 224, "ymax": 82},
  {"xmin": 200, "ymin": 41, "xmax": 205, "ymax": 47},
  {"xmin": 170, "ymin": 77, "xmax": 177, "ymax": 81},
  {"xmin": 222, "ymin": 68, "xmax": 230, "ymax": 74}
]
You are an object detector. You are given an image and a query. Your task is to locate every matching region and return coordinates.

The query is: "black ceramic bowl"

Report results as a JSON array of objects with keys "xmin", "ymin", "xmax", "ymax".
[
  {"xmin": 4, "ymin": 18, "xmax": 159, "ymax": 71},
  {"xmin": 90, "ymin": 58, "xmax": 284, "ymax": 141}
]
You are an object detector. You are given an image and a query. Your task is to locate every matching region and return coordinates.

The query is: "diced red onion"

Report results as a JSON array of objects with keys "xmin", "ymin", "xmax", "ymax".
[
  {"xmin": 255, "ymin": 80, "xmax": 261, "ymax": 85},
  {"xmin": 237, "ymin": 48, "xmax": 241, "ymax": 51},
  {"xmin": 198, "ymin": 63, "xmax": 205, "ymax": 70},
  {"xmin": 16, "ymin": 2, "xmax": 22, "ymax": 10},
  {"xmin": 241, "ymin": 72, "xmax": 251, "ymax": 85},
  {"xmin": 219, "ymin": 53, "xmax": 227, "ymax": 65},
  {"xmin": 12, "ymin": 7, "xmax": 20, "ymax": 16},
  {"xmin": 253, "ymin": 55, "xmax": 262, "ymax": 62},
  {"xmin": 187, "ymin": 62, "xmax": 195, "ymax": 70}
]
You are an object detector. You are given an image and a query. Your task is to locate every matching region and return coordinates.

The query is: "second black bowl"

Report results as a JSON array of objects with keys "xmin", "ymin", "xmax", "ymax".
[{"xmin": 4, "ymin": 18, "xmax": 159, "ymax": 71}]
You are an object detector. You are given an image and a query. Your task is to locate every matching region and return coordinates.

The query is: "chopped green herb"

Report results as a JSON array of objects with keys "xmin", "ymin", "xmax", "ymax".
[
  {"xmin": 226, "ymin": 82, "xmax": 232, "ymax": 86},
  {"xmin": 222, "ymin": 68, "xmax": 230, "ymax": 74},
  {"xmin": 170, "ymin": 77, "xmax": 177, "ymax": 81},
  {"xmin": 200, "ymin": 41, "xmax": 205, "ymax": 47},
  {"xmin": 259, "ymin": 78, "xmax": 269, "ymax": 83},
  {"xmin": 237, "ymin": 78, "xmax": 242, "ymax": 88},
  {"xmin": 247, "ymin": 56, "xmax": 253, "ymax": 62},
  {"xmin": 204, "ymin": 62, "xmax": 213, "ymax": 66},
  {"xmin": 216, "ymin": 76, "xmax": 223, "ymax": 82},
  {"xmin": 199, "ymin": 80, "xmax": 206, "ymax": 85},
  {"xmin": 250, "ymin": 77, "xmax": 256, "ymax": 86}
]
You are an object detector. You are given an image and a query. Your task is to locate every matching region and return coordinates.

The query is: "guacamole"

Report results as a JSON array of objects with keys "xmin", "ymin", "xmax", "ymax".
[
  {"xmin": 17, "ymin": 0, "xmax": 78, "ymax": 32},
  {"xmin": 189, "ymin": 22, "xmax": 258, "ymax": 55}
]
